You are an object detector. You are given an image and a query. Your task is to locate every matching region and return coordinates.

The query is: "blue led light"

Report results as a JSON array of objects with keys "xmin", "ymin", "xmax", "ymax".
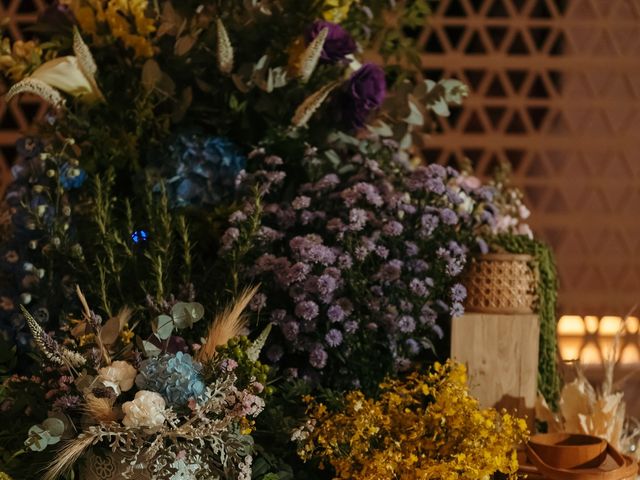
[{"xmin": 131, "ymin": 229, "xmax": 149, "ymax": 244}]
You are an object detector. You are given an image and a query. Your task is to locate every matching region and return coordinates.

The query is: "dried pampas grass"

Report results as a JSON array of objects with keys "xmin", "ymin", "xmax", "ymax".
[
  {"xmin": 84, "ymin": 394, "xmax": 119, "ymax": 423},
  {"xmin": 198, "ymin": 286, "xmax": 258, "ymax": 362}
]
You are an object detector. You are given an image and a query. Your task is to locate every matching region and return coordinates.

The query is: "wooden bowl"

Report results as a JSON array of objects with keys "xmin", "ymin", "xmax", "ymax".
[{"xmin": 528, "ymin": 433, "xmax": 608, "ymax": 469}]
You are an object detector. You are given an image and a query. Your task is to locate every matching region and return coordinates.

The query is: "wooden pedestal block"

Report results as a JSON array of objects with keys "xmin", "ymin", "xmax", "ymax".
[{"xmin": 451, "ymin": 313, "xmax": 540, "ymax": 419}]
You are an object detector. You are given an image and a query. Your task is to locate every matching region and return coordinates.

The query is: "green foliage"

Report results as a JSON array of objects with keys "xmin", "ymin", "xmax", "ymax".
[
  {"xmin": 492, "ymin": 234, "xmax": 560, "ymax": 407},
  {"xmin": 345, "ymin": 0, "xmax": 433, "ymax": 70},
  {"xmin": 0, "ymin": 378, "xmax": 50, "ymax": 479},
  {"xmin": 71, "ymin": 171, "xmax": 197, "ymax": 321}
]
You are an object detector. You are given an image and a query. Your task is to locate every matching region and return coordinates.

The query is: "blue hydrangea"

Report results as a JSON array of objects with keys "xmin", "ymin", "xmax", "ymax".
[
  {"xmin": 135, "ymin": 352, "xmax": 205, "ymax": 407},
  {"xmin": 161, "ymin": 134, "xmax": 246, "ymax": 208}
]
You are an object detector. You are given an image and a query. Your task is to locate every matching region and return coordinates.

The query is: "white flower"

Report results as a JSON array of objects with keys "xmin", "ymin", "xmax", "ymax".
[
  {"xmin": 98, "ymin": 360, "xmax": 137, "ymax": 395},
  {"xmin": 122, "ymin": 390, "xmax": 166, "ymax": 428},
  {"xmin": 456, "ymin": 174, "xmax": 481, "ymax": 190},
  {"xmin": 457, "ymin": 191, "xmax": 475, "ymax": 214},
  {"xmin": 517, "ymin": 223, "xmax": 534, "ymax": 239},
  {"xmin": 5, "ymin": 27, "xmax": 103, "ymax": 106},
  {"xmin": 493, "ymin": 214, "xmax": 518, "ymax": 234},
  {"xmin": 518, "ymin": 204, "xmax": 531, "ymax": 220}
]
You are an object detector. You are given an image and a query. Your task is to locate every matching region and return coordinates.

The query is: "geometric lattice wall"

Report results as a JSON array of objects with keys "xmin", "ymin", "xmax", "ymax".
[
  {"xmin": 0, "ymin": 0, "xmax": 48, "ymax": 197},
  {"xmin": 420, "ymin": 0, "xmax": 640, "ymax": 317}
]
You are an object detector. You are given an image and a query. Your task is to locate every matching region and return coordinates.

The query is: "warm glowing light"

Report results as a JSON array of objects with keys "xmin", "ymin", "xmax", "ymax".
[
  {"xmin": 599, "ymin": 316, "xmax": 623, "ymax": 335},
  {"xmin": 559, "ymin": 337, "xmax": 583, "ymax": 361},
  {"xmin": 621, "ymin": 344, "xmax": 640, "ymax": 363},
  {"xmin": 557, "ymin": 315, "xmax": 640, "ymax": 365},
  {"xmin": 584, "ymin": 316, "xmax": 599, "ymax": 334},
  {"xmin": 626, "ymin": 316, "xmax": 639, "ymax": 334},
  {"xmin": 557, "ymin": 316, "xmax": 586, "ymax": 335},
  {"xmin": 579, "ymin": 342, "xmax": 602, "ymax": 364}
]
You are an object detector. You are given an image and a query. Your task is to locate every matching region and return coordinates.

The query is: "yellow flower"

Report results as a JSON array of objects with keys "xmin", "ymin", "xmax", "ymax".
[
  {"xmin": 0, "ymin": 37, "xmax": 43, "ymax": 82},
  {"xmin": 297, "ymin": 360, "xmax": 528, "ymax": 480},
  {"xmin": 68, "ymin": 0, "xmax": 156, "ymax": 58},
  {"xmin": 75, "ymin": 6, "xmax": 98, "ymax": 34},
  {"xmin": 120, "ymin": 326, "xmax": 134, "ymax": 344},
  {"xmin": 322, "ymin": 0, "xmax": 355, "ymax": 23},
  {"xmin": 79, "ymin": 333, "xmax": 96, "ymax": 346}
]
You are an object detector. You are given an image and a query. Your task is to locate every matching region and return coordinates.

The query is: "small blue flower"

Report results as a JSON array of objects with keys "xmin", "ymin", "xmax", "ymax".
[
  {"xmin": 131, "ymin": 229, "xmax": 149, "ymax": 244},
  {"xmin": 136, "ymin": 352, "xmax": 205, "ymax": 407},
  {"xmin": 59, "ymin": 163, "xmax": 87, "ymax": 190}
]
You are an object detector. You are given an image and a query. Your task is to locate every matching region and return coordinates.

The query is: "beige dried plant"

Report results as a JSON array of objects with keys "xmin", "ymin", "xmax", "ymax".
[
  {"xmin": 83, "ymin": 393, "xmax": 120, "ymax": 423},
  {"xmin": 43, "ymin": 433, "xmax": 99, "ymax": 480},
  {"xmin": 536, "ymin": 310, "xmax": 640, "ymax": 456}
]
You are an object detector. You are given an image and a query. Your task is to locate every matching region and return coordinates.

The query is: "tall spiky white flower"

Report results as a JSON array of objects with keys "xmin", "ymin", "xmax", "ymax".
[
  {"xmin": 292, "ymin": 81, "xmax": 339, "ymax": 127},
  {"xmin": 298, "ymin": 27, "xmax": 328, "ymax": 83},
  {"xmin": 5, "ymin": 28, "xmax": 104, "ymax": 107},
  {"xmin": 216, "ymin": 18, "xmax": 234, "ymax": 75}
]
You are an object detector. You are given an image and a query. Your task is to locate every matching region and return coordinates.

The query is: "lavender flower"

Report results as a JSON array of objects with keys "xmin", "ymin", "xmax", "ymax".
[
  {"xmin": 327, "ymin": 304, "xmax": 345, "ymax": 323},
  {"xmin": 382, "ymin": 220, "xmax": 403, "ymax": 237},
  {"xmin": 451, "ymin": 302, "xmax": 465, "ymax": 318},
  {"xmin": 440, "ymin": 208, "xmax": 458, "ymax": 225},
  {"xmin": 281, "ymin": 321, "xmax": 300, "ymax": 341},
  {"xmin": 451, "ymin": 283, "xmax": 467, "ymax": 303},
  {"xmin": 309, "ymin": 345, "xmax": 328, "ymax": 369},
  {"xmin": 325, "ymin": 329, "xmax": 343, "ymax": 347},
  {"xmin": 397, "ymin": 315, "xmax": 416, "ymax": 333},
  {"xmin": 409, "ymin": 278, "xmax": 428, "ymax": 297},
  {"xmin": 227, "ymin": 146, "xmax": 498, "ymax": 389},
  {"xmin": 295, "ymin": 300, "xmax": 319, "ymax": 320}
]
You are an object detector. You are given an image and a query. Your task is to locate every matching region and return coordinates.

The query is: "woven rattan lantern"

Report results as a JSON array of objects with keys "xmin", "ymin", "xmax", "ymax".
[{"xmin": 463, "ymin": 253, "xmax": 536, "ymax": 315}]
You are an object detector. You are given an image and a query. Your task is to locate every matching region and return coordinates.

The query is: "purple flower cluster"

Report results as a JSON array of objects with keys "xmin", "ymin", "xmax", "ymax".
[
  {"xmin": 222, "ymin": 146, "xmax": 496, "ymax": 389},
  {"xmin": 343, "ymin": 64, "xmax": 387, "ymax": 129}
]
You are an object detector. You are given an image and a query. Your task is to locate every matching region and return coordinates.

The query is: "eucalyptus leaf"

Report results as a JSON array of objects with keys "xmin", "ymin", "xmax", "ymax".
[
  {"xmin": 143, "ymin": 340, "xmax": 162, "ymax": 358},
  {"xmin": 154, "ymin": 314, "xmax": 174, "ymax": 340},
  {"xmin": 42, "ymin": 417, "xmax": 65, "ymax": 437},
  {"xmin": 172, "ymin": 302, "xmax": 205, "ymax": 329},
  {"xmin": 367, "ymin": 120, "xmax": 394, "ymax": 137},
  {"xmin": 430, "ymin": 98, "xmax": 450, "ymax": 117},
  {"xmin": 399, "ymin": 132, "xmax": 412, "ymax": 150},
  {"xmin": 404, "ymin": 100, "xmax": 424, "ymax": 126},
  {"xmin": 324, "ymin": 149, "xmax": 341, "ymax": 168}
]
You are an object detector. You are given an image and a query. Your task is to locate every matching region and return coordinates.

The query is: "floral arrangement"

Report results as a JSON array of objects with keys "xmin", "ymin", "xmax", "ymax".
[
  {"xmin": 295, "ymin": 360, "xmax": 528, "ymax": 479},
  {"xmin": 16, "ymin": 288, "xmax": 268, "ymax": 480},
  {"xmin": 0, "ymin": 0, "xmax": 547, "ymax": 478}
]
